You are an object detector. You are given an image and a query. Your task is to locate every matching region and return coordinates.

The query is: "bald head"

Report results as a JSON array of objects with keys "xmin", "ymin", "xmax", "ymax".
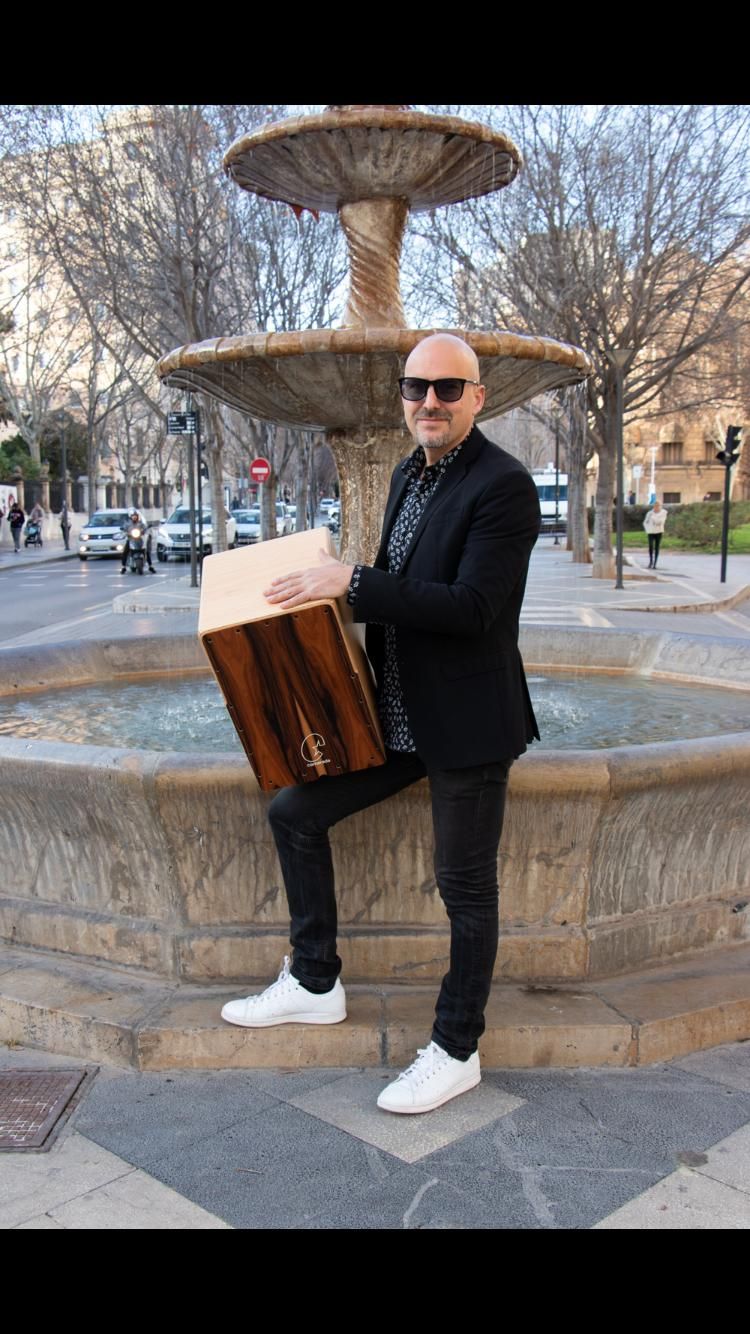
[
  {"xmin": 401, "ymin": 333, "xmax": 485, "ymax": 462},
  {"xmin": 404, "ymin": 333, "xmax": 481, "ymax": 381}
]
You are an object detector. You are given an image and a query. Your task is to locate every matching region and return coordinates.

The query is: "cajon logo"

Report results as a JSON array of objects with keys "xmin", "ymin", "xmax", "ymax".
[{"xmin": 301, "ymin": 733, "xmax": 330, "ymax": 766}]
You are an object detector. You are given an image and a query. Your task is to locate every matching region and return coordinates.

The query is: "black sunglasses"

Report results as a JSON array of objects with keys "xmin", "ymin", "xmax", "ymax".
[{"xmin": 398, "ymin": 377, "xmax": 481, "ymax": 403}]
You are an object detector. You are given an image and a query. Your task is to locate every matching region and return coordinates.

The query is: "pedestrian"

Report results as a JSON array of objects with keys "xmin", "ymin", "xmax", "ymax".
[
  {"xmin": 29, "ymin": 501, "xmax": 44, "ymax": 524},
  {"xmin": 221, "ymin": 332, "xmax": 542, "ymax": 1116},
  {"xmin": 643, "ymin": 499, "xmax": 667, "ymax": 569},
  {"xmin": 60, "ymin": 509, "xmax": 71, "ymax": 551},
  {"xmin": 8, "ymin": 501, "xmax": 25, "ymax": 553}
]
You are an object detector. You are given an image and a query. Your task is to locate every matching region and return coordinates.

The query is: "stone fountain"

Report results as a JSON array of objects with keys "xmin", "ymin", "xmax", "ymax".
[
  {"xmin": 157, "ymin": 105, "xmax": 591, "ymax": 562},
  {"xmin": 4, "ymin": 110, "xmax": 747, "ymax": 1073}
]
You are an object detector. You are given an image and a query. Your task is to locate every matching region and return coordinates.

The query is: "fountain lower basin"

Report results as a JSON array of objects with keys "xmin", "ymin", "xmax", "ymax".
[{"xmin": 0, "ymin": 628, "xmax": 748, "ymax": 987}]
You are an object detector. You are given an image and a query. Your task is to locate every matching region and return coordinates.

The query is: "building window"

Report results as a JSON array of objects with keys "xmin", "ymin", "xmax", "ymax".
[
  {"xmin": 703, "ymin": 492, "xmax": 721, "ymax": 502},
  {"xmin": 661, "ymin": 443, "xmax": 683, "ymax": 464},
  {"xmin": 704, "ymin": 441, "xmax": 721, "ymax": 462},
  {"xmin": 663, "ymin": 492, "xmax": 681, "ymax": 504}
]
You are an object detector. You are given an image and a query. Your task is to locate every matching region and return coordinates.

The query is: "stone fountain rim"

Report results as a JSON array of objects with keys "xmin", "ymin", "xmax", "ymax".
[
  {"xmin": 223, "ymin": 108, "xmax": 522, "ymax": 212},
  {"xmin": 157, "ymin": 326, "xmax": 593, "ymax": 381},
  {"xmin": 1, "ymin": 628, "xmax": 748, "ymax": 773}
]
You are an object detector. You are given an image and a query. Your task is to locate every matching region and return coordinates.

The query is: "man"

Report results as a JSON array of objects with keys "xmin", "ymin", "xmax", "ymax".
[
  {"xmin": 120, "ymin": 509, "xmax": 156, "ymax": 574},
  {"xmin": 222, "ymin": 333, "xmax": 541, "ymax": 1114}
]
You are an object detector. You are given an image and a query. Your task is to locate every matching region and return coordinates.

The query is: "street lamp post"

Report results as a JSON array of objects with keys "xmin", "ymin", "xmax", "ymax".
[
  {"xmin": 553, "ymin": 415, "xmax": 561, "ymax": 546},
  {"xmin": 608, "ymin": 349, "xmax": 632, "ymax": 591}
]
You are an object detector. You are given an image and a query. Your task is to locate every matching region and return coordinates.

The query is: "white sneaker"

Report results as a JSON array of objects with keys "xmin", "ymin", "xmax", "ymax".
[
  {"xmin": 221, "ymin": 956, "xmax": 346, "ymax": 1028},
  {"xmin": 377, "ymin": 1041, "xmax": 481, "ymax": 1114}
]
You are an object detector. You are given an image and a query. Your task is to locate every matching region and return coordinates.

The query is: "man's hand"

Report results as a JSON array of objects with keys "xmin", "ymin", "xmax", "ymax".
[{"xmin": 264, "ymin": 550, "xmax": 355, "ymax": 609}]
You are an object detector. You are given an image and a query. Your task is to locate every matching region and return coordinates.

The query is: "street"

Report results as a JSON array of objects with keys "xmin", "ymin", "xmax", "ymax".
[
  {"xmin": 2, "ymin": 535, "xmax": 750, "ymax": 650},
  {"xmin": 0, "ymin": 556, "xmax": 187, "ymax": 646}
]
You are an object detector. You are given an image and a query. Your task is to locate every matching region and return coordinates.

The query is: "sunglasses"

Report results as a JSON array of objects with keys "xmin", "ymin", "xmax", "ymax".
[{"xmin": 398, "ymin": 377, "xmax": 481, "ymax": 403}]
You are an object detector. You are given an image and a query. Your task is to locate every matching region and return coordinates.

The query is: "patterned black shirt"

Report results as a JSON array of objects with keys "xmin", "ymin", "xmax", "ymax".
[{"xmin": 347, "ymin": 440, "xmax": 465, "ymax": 752}]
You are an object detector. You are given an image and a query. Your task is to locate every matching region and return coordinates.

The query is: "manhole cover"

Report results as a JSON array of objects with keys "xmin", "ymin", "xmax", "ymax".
[{"xmin": 0, "ymin": 1069, "xmax": 95, "ymax": 1152}]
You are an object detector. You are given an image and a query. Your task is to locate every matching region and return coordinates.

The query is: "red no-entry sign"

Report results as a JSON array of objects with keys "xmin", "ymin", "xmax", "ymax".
[{"xmin": 250, "ymin": 457, "xmax": 271, "ymax": 483}]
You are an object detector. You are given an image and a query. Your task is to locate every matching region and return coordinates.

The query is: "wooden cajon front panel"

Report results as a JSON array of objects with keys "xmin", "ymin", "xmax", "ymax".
[{"xmin": 199, "ymin": 529, "xmax": 385, "ymax": 790}]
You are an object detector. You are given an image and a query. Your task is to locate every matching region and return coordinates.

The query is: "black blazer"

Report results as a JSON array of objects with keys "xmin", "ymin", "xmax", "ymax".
[{"xmin": 353, "ymin": 425, "xmax": 541, "ymax": 768}]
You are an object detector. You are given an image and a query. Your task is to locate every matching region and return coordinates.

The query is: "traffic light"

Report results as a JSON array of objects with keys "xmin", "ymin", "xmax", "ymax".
[{"xmin": 716, "ymin": 425, "xmax": 742, "ymax": 466}]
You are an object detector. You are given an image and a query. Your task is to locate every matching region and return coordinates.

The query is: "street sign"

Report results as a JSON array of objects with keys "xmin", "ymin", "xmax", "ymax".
[
  {"xmin": 632, "ymin": 466, "xmax": 643, "ymax": 478},
  {"xmin": 250, "ymin": 457, "xmax": 271, "ymax": 483},
  {"xmin": 167, "ymin": 412, "xmax": 199, "ymax": 435}
]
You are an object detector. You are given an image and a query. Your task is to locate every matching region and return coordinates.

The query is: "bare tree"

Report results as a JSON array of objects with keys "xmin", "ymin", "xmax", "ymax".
[
  {"xmin": 6, "ymin": 105, "xmax": 347, "ymax": 547},
  {"xmin": 0, "ymin": 238, "xmax": 91, "ymax": 464},
  {"xmin": 409, "ymin": 104, "xmax": 750, "ymax": 576}
]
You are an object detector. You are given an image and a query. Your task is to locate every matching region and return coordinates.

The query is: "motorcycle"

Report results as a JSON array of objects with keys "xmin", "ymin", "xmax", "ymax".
[
  {"xmin": 125, "ymin": 521, "xmax": 146, "ymax": 574},
  {"xmin": 24, "ymin": 519, "xmax": 43, "ymax": 548}
]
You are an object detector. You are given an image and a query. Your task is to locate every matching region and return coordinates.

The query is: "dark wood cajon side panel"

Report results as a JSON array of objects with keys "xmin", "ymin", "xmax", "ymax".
[{"xmin": 202, "ymin": 605, "xmax": 385, "ymax": 791}]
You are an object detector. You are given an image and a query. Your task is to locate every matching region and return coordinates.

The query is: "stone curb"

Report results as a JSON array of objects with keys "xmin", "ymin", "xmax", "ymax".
[{"xmin": 1, "ymin": 942, "xmax": 748, "ymax": 1073}]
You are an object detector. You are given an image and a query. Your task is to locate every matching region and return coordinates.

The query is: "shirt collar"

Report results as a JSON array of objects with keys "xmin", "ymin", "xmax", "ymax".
[{"xmin": 400, "ymin": 435, "xmax": 468, "ymax": 482}]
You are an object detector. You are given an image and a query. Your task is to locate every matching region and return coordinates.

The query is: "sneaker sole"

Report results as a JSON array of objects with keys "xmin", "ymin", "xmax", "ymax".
[
  {"xmin": 377, "ymin": 1071, "xmax": 481, "ymax": 1114},
  {"xmin": 220, "ymin": 1007, "xmax": 347, "ymax": 1028}
]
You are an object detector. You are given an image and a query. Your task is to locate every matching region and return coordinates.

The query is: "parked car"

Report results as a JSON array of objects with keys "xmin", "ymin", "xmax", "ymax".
[
  {"xmin": 78, "ymin": 509, "xmax": 142, "ymax": 561},
  {"xmin": 155, "ymin": 507, "xmax": 237, "ymax": 561},
  {"xmin": 318, "ymin": 496, "xmax": 338, "ymax": 515},
  {"xmin": 234, "ymin": 507, "xmax": 261, "ymax": 545},
  {"xmin": 234, "ymin": 503, "xmax": 293, "ymax": 544}
]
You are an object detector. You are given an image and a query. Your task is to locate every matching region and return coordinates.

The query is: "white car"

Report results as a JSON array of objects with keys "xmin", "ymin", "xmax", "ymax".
[
  {"xmin": 78, "ymin": 508, "xmax": 141, "ymax": 561},
  {"xmin": 156, "ymin": 507, "xmax": 237, "ymax": 561},
  {"xmin": 234, "ymin": 503, "xmax": 293, "ymax": 544},
  {"xmin": 318, "ymin": 497, "xmax": 338, "ymax": 514}
]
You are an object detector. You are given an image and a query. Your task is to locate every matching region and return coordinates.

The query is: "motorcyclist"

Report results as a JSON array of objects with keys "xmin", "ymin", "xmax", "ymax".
[{"xmin": 120, "ymin": 509, "xmax": 156, "ymax": 573}]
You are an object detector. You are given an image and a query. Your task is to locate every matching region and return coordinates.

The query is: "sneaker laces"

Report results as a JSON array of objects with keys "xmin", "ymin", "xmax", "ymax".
[
  {"xmin": 395, "ymin": 1042, "xmax": 450, "ymax": 1086},
  {"xmin": 248, "ymin": 955, "xmax": 295, "ymax": 1003}
]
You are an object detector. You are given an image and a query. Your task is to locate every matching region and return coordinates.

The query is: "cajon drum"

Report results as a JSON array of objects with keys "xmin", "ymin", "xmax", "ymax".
[{"xmin": 199, "ymin": 527, "xmax": 385, "ymax": 791}]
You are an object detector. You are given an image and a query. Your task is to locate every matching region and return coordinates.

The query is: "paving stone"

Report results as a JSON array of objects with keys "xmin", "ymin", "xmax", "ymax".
[{"xmin": 288, "ymin": 1069, "xmax": 525, "ymax": 1164}]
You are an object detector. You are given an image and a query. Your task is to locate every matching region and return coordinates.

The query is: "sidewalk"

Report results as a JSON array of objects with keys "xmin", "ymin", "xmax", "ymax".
[
  {"xmin": 0, "ymin": 535, "xmax": 78, "ymax": 569},
  {"xmin": 2, "ymin": 1035, "xmax": 749, "ymax": 1229}
]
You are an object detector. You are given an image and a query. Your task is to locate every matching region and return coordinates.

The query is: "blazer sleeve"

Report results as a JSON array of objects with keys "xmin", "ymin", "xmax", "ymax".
[{"xmin": 352, "ymin": 466, "xmax": 540, "ymax": 637}]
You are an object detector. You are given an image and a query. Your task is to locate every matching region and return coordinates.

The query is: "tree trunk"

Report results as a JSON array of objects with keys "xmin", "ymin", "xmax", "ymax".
[
  {"xmin": 206, "ymin": 403, "xmax": 228, "ymax": 551},
  {"xmin": 261, "ymin": 472, "xmax": 278, "ymax": 541},
  {"xmin": 567, "ymin": 459, "xmax": 590, "ymax": 564},
  {"xmin": 592, "ymin": 415, "xmax": 616, "ymax": 579},
  {"xmin": 296, "ymin": 435, "xmax": 311, "ymax": 531}
]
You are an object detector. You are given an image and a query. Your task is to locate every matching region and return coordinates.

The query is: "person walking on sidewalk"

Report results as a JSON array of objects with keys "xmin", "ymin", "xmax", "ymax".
[
  {"xmin": 644, "ymin": 499, "xmax": 667, "ymax": 569},
  {"xmin": 8, "ymin": 501, "xmax": 25, "ymax": 553},
  {"xmin": 221, "ymin": 333, "xmax": 542, "ymax": 1116}
]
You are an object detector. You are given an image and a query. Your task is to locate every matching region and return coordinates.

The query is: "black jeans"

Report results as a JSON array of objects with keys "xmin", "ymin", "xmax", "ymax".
[
  {"xmin": 268, "ymin": 749, "xmax": 511, "ymax": 1061},
  {"xmin": 648, "ymin": 533, "xmax": 662, "ymax": 565}
]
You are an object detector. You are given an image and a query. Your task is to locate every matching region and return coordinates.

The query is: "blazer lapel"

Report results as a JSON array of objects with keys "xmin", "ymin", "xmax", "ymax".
[{"xmin": 399, "ymin": 427, "xmax": 484, "ymax": 571}]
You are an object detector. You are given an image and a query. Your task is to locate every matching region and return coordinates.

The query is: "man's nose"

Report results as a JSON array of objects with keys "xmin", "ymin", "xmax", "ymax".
[{"xmin": 422, "ymin": 385, "xmax": 444, "ymax": 409}]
